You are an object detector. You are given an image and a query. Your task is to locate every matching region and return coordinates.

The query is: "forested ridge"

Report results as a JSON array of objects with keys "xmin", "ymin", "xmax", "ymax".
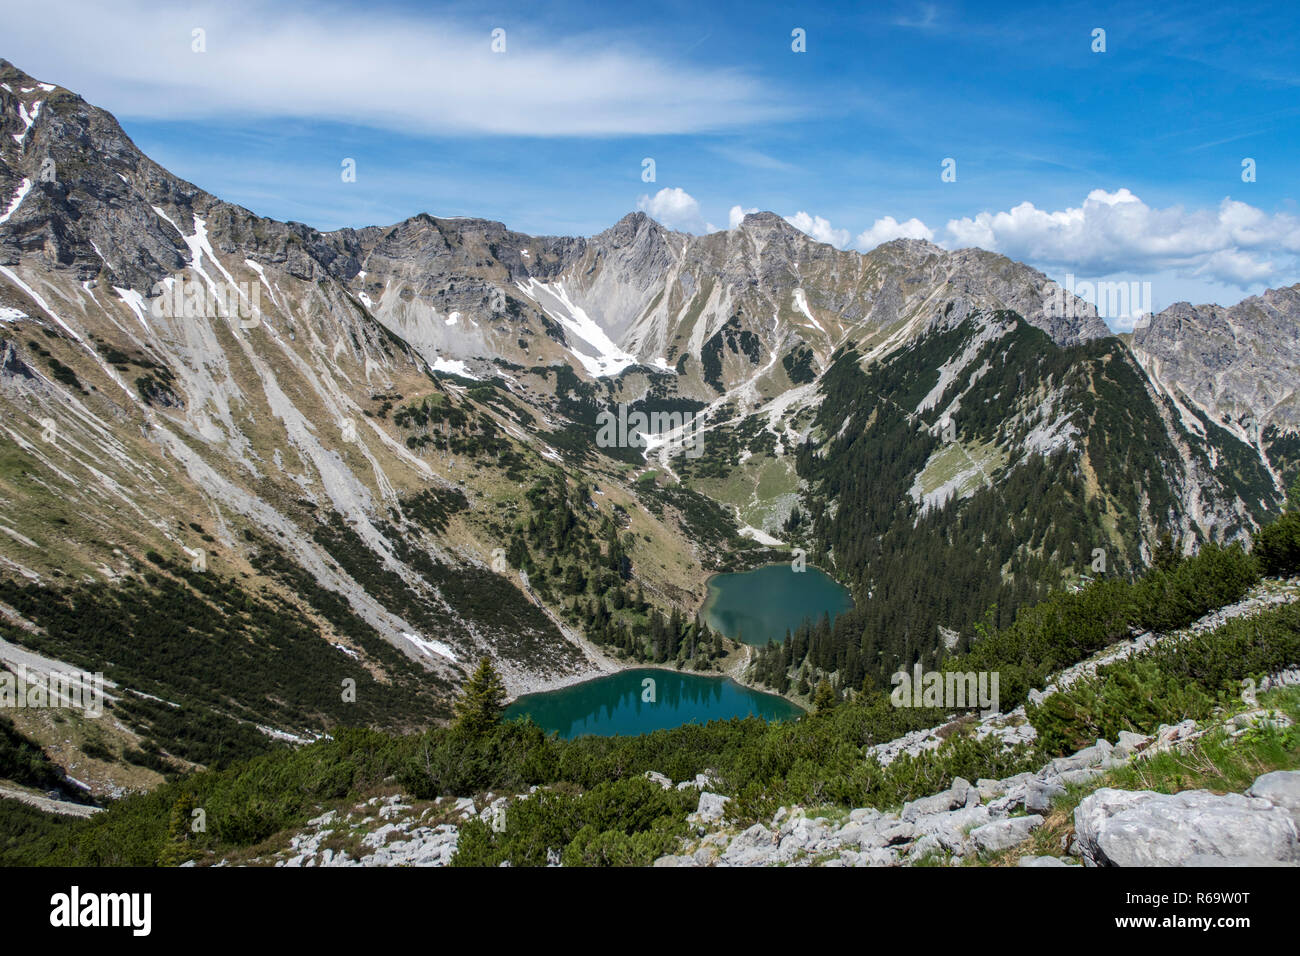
[{"xmin": 752, "ymin": 314, "xmax": 1272, "ymax": 697}]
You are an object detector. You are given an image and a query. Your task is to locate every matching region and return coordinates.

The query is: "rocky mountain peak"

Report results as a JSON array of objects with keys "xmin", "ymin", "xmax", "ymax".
[
  {"xmin": 869, "ymin": 236, "xmax": 946, "ymax": 258},
  {"xmin": 592, "ymin": 210, "xmax": 674, "ymax": 252},
  {"xmin": 1131, "ymin": 281, "xmax": 1300, "ymax": 483},
  {"xmin": 736, "ymin": 210, "xmax": 806, "ymax": 239}
]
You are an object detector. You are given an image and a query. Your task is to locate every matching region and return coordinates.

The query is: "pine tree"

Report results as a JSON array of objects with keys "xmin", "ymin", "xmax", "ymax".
[
  {"xmin": 1151, "ymin": 531, "xmax": 1182, "ymax": 571},
  {"xmin": 813, "ymin": 679, "xmax": 837, "ymax": 713},
  {"xmin": 159, "ymin": 794, "xmax": 198, "ymax": 866},
  {"xmin": 454, "ymin": 657, "xmax": 508, "ymax": 734}
]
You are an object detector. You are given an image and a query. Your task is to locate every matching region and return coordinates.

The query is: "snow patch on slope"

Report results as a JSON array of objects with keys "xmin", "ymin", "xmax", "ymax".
[
  {"xmin": 792, "ymin": 288, "xmax": 824, "ymax": 334},
  {"xmin": 431, "ymin": 357, "xmax": 478, "ymax": 379},
  {"xmin": 12, "ymin": 100, "xmax": 40, "ymax": 145},
  {"xmin": 517, "ymin": 278, "xmax": 640, "ymax": 377},
  {"xmin": 404, "ymin": 633, "xmax": 458, "ymax": 662},
  {"xmin": 0, "ymin": 178, "xmax": 31, "ymax": 225},
  {"xmin": 113, "ymin": 287, "xmax": 149, "ymax": 332}
]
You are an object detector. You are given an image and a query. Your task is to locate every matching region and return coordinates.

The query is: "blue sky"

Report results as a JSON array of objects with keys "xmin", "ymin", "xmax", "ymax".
[{"xmin": 5, "ymin": 0, "xmax": 1299, "ymax": 324}]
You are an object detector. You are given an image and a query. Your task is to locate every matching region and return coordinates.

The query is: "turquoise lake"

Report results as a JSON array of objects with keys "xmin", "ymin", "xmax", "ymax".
[
  {"xmin": 504, "ymin": 668, "xmax": 803, "ymax": 739},
  {"xmin": 701, "ymin": 563, "xmax": 854, "ymax": 645}
]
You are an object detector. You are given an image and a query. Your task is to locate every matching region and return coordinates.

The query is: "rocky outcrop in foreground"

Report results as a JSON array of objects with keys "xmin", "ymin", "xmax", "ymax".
[
  {"xmin": 652, "ymin": 739, "xmax": 1299, "ymax": 868},
  {"xmin": 249, "ymin": 729, "xmax": 1298, "ymax": 868}
]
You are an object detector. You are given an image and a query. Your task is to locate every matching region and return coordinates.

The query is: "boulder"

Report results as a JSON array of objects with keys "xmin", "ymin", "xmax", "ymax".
[
  {"xmin": 1183, "ymin": 854, "xmax": 1296, "ymax": 867},
  {"xmin": 901, "ymin": 777, "xmax": 975, "ymax": 821},
  {"xmin": 908, "ymin": 833, "xmax": 943, "ymax": 860},
  {"xmin": 1025, "ymin": 779, "xmax": 1066, "ymax": 813},
  {"xmin": 1246, "ymin": 770, "xmax": 1300, "ymax": 825},
  {"xmin": 849, "ymin": 807, "xmax": 883, "ymax": 825},
  {"xmin": 1074, "ymin": 787, "xmax": 1299, "ymax": 866},
  {"xmin": 691, "ymin": 791, "xmax": 730, "ymax": 823},
  {"xmin": 643, "ymin": 771, "xmax": 672, "ymax": 790},
  {"xmin": 1227, "ymin": 710, "xmax": 1294, "ymax": 738},
  {"xmin": 913, "ymin": 805, "xmax": 990, "ymax": 854},
  {"xmin": 479, "ymin": 796, "xmax": 509, "ymax": 827},
  {"xmin": 1113, "ymin": 730, "xmax": 1151, "ymax": 760},
  {"xmin": 1148, "ymin": 719, "xmax": 1202, "ymax": 753},
  {"xmin": 970, "ymin": 814, "xmax": 1044, "ymax": 854},
  {"xmin": 858, "ymin": 846, "xmax": 901, "ymax": 867},
  {"xmin": 723, "ymin": 824, "xmax": 778, "ymax": 866},
  {"xmin": 729, "ymin": 824, "xmax": 773, "ymax": 852},
  {"xmin": 778, "ymin": 816, "xmax": 832, "ymax": 854},
  {"xmin": 862, "ymin": 818, "xmax": 915, "ymax": 848},
  {"xmin": 986, "ymin": 794, "xmax": 1022, "ymax": 816},
  {"xmin": 1057, "ymin": 767, "xmax": 1106, "ymax": 787},
  {"xmin": 835, "ymin": 823, "xmax": 866, "ymax": 846},
  {"xmin": 1050, "ymin": 739, "xmax": 1113, "ymax": 774},
  {"xmin": 976, "ymin": 778, "xmax": 1005, "ymax": 801},
  {"xmin": 692, "ymin": 845, "xmax": 719, "ymax": 866},
  {"xmin": 361, "ymin": 823, "xmax": 401, "ymax": 849},
  {"xmin": 307, "ymin": 810, "xmax": 337, "ymax": 828},
  {"xmin": 1018, "ymin": 855, "xmax": 1077, "ymax": 867}
]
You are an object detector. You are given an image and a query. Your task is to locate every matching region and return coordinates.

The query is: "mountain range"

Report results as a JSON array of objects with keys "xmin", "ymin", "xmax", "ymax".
[{"xmin": 1, "ymin": 57, "xmax": 1297, "ymax": 794}]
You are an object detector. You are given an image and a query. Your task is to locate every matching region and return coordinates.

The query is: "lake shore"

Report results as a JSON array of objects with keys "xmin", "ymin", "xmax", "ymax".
[{"xmin": 503, "ymin": 640, "xmax": 788, "ymax": 705}]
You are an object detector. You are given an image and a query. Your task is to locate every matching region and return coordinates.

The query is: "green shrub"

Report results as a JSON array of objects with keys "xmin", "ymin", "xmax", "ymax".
[
  {"xmin": 1029, "ymin": 601, "xmax": 1300, "ymax": 754},
  {"xmin": 451, "ymin": 777, "xmax": 693, "ymax": 867},
  {"xmin": 1254, "ymin": 511, "xmax": 1300, "ymax": 577},
  {"xmin": 1132, "ymin": 542, "xmax": 1258, "ymax": 634},
  {"xmin": 0, "ymin": 715, "xmax": 67, "ymax": 791}
]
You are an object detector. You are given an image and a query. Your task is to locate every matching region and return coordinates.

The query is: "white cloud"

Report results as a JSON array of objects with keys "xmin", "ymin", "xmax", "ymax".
[
  {"xmin": 783, "ymin": 210, "xmax": 935, "ymax": 252},
  {"xmin": 638, "ymin": 188, "xmax": 711, "ymax": 234},
  {"xmin": 942, "ymin": 188, "xmax": 1300, "ymax": 287},
  {"xmin": 784, "ymin": 211, "xmax": 851, "ymax": 248},
  {"xmin": 729, "ymin": 205, "xmax": 759, "ymax": 229},
  {"xmin": 893, "ymin": 3, "xmax": 941, "ymax": 29},
  {"xmin": 670, "ymin": 188, "xmax": 1297, "ymax": 292},
  {"xmin": 854, "ymin": 216, "xmax": 935, "ymax": 249},
  {"xmin": 4, "ymin": 0, "xmax": 789, "ymax": 137}
]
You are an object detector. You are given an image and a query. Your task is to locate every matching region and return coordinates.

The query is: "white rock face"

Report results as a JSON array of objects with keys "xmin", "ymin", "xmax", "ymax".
[{"xmin": 1133, "ymin": 284, "xmax": 1300, "ymax": 450}]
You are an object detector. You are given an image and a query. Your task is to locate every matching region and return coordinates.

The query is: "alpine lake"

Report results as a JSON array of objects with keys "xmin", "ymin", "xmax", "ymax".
[{"xmin": 503, "ymin": 564, "xmax": 853, "ymax": 738}]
